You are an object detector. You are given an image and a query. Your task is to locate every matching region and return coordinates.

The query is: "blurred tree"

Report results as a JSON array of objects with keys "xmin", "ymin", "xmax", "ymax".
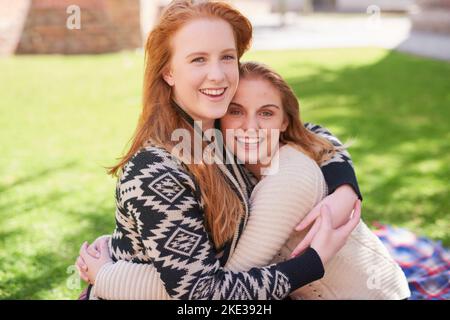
[
  {"xmin": 303, "ymin": 0, "xmax": 314, "ymax": 14},
  {"xmin": 278, "ymin": 0, "xmax": 287, "ymax": 27}
]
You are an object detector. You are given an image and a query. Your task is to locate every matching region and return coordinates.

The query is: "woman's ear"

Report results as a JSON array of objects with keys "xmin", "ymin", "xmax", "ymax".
[
  {"xmin": 162, "ymin": 68, "xmax": 175, "ymax": 86},
  {"xmin": 281, "ymin": 117, "xmax": 289, "ymax": 133}
]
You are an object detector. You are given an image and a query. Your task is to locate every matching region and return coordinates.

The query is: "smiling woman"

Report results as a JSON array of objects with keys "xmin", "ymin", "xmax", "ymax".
[
  {"xmin": 162, "ymin": 18, "xmax": 239, "ymax": 126},
  {"xmin": 221, "ymin": 76, "xmax": 287, "ymax": 172},
  {"xmin": 74, "ymin": 0, "xmax": 362, "ymax": 300}
]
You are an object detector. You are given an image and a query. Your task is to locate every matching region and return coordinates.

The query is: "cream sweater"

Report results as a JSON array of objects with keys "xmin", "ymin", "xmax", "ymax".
[{"xmin": 93, "ymin": 145, "xmax": 410, "ymax": 300}]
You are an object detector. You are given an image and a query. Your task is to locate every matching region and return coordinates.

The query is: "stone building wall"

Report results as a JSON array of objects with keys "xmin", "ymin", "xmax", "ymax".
[
  {"xmin": 1, "ymin": 0, "xmax": 142, "ymax": 55},
  {"xmin": 411, "ymin": 0, "xmax": 450, "ymax": 35}
]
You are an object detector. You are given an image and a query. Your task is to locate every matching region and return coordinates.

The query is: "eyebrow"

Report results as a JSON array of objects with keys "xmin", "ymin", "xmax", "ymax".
[
  {"xmin": 230, "ymin": 102, "xmax": 280, "ymax": 109},
  {"xmin": 186, "ymin": 48, "xmax": 237, "ymax": 59}
]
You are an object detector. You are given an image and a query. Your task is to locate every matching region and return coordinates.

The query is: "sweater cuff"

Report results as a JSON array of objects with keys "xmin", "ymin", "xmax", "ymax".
[
  {"xmin": 94, "ymin": 261, "xmax": 152, "ymax": 300},
  {"xmin": 92, "ymin": 261, "xmax": 170, "ymax": 300},
  {"xmin": 92, "ymin": 261, "xmax": 115, "ymax": 299},
  {"xmin": 321, "ymin": 162, "xmax": 363, "ymax": 200},
  {"xmin": 277, "ymin": 247, "xmax": 325, "ymax": 292}
]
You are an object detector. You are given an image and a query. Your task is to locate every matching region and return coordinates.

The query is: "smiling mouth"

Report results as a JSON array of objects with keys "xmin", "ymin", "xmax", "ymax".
[
  {"xmin": 235, "ymin": 136, "xmax": 264, "ymax": 146},
  {"xmin": 199, "ymin": 87, "xmax": 227, "ymax": 98}
]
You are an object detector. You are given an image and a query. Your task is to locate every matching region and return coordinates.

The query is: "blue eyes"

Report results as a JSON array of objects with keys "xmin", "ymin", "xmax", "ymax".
[
  {"xmin": 191, "ymin": 57, "xmax": 205, "ymax": 63},
  {"xmin": 260, "ymin": 111, "xmax": 273, "ymax": 117},
  {"xmin": 191, "ymin": 55, "xmax": 236, "ymax": 63},
  {"xmin": 229, "ymin": 110, "xmax": 242, "ymax": 116},
  {"xmin": 228, "ymin": 109, "xmax": 274, "ymax": 117},
  {"xmin": 223, "ymin": 55, "xmax": 236, "ymax": 61}
]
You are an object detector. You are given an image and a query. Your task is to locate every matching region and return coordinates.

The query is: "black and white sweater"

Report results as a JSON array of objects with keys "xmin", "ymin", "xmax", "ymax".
[
  {"xmin": 305, "ymin": 123, "xmax": 361, "ymax": 198},
  {"xmin": 102, "ymin": 123, "xmax": 361, "ymax": 300}
]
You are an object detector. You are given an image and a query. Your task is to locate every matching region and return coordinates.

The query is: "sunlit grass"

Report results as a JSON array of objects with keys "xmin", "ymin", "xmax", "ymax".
[
  {"xmin": 0, "ymin": 47, "xmax": 448, "ymax": 299},
  {"xmin": 246, "ymin": 47, "xmax": 450, "ymax": 244}
]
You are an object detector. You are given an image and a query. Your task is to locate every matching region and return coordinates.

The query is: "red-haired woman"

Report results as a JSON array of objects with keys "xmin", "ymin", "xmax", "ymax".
[{"xmin": 76, "ymin": 0, "xmax": 361, "ymax": 300}]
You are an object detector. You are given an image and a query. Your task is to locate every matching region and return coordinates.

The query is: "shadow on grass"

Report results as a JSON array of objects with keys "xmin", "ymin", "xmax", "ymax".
[
  {"xmin": 284, "ymin": 50, "xmax": 450, "ymax": 243},
  {"xmin": 0, "ymin": 159, "xmax": 117, "ymax": 299},
  {"xmin": 0, "ymin": 189, "xmax": 70, "ymax": 217},
  {"xmin": 0, "ymin": 204, "xmax": 115, "ymax": 300},
  {"xmin": 2, "ymin": 49, "xmax": 449, "ymax": 299},
  {"xmin": 0, "ymin": 161, "xmax": 78, "ymax": 194}
]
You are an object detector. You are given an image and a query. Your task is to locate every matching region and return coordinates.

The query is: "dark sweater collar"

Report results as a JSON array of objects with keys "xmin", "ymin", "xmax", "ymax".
[
  {"xmin": 170, "ymin": 99, "xmax": 255, "ymax": 263},
  {"xmin": 170, "ymin": 99, "xmax": 221, "ymax": 141}
]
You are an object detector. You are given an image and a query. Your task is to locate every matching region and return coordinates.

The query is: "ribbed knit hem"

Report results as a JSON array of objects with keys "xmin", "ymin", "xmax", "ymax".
[
  {"xmin": 92, "ymin": 261, "xmax": 114, "ymax": 299},
  {"xmin": 277, "ymin": 247, "xmax": 325, "ymax": 292},
  {"xmin": 92, "ymin": 261, "xmax": 172, "ymax": 300},
  {"xmin": 322, "ymin": 162, "xmax": 363, "ymax": 200}
]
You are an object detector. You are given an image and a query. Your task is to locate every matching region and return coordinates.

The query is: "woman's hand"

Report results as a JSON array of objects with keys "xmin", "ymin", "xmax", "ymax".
[
  {"xmin": 76, "ymin": 235, "xmax": 111, "ymax": 283},
  {"xmin": 296, "ymin": 184, "xmax": 359, "ymax": 231},
  {"xmin": 77, "ymin": 237, "xmax": 112, "ymax": 284},
  {"xmin": 291, "ymin": 199, "xmax": 361, "ymax": 265}
]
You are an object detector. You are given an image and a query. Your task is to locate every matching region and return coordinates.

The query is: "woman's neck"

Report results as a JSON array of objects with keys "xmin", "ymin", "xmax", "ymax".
[
  {"xmin": 244, "ymin": 142, "xmax": 286, "ymax": 180},
  {"xmin": 172, "ymin": 98, "xmax": 215, "ymax": 131},
  {"xmin": 200, "ymin": 120, "xmax": 215, "ymax": 131}
]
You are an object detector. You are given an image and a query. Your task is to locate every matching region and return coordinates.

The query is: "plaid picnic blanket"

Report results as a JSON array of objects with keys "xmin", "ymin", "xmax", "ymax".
[{"xmin": 373, "ymin": 223, "xmax": 450, "ymax": 300}]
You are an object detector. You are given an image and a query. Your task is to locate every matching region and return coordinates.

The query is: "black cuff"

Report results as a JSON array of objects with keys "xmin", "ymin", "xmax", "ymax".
[
  {"xmin": 277, "ymin": 247, "xmax": 325, "ymax": 292},
  {"xmin": 321, "ymin": 162, "xmax": 363, "ymax": 200}
]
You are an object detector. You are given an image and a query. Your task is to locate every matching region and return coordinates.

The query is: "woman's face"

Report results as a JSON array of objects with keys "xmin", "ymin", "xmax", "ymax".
[
  {"xmin": 164, "ymin": 18, "xmax": 239, "ymax": 128},
  {"xmin": 220, "ymin": 77, "xmax": 288, "ymax": 165}
]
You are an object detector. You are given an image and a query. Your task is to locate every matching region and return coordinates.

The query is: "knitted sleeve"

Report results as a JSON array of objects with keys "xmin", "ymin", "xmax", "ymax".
[
  {"xmin": 95, "ymin": 146, "xmax": 324, "ymax": 300},
  {"xmin": 225, "ymin": 146, "xmax": 327, "ymax": 272},
  {"xmin": 304, "ymin": 123, "xmax": 362, "ymax": 200},
  {"xmin": 92, "ymin": 124, "xmax": 360, "ymax": 300}
]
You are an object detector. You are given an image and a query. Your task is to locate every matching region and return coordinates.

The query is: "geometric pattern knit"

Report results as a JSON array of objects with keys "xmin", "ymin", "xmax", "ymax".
[
  {"xmin": 109, "ymin": 145, "xmax": 323, "ymax": 300},
  {"xmin": 304, "ymin": 123, "xmax": 362, "ymax": 199},
  {"xmin": 92, "ymin": 123, "xmax": 359, "ymax": 300}
]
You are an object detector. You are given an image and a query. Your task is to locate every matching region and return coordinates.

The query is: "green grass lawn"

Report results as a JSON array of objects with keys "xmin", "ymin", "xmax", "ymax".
[{"xmin": 0, "ymin": 48, "xmax": 449, "ymax": 299}]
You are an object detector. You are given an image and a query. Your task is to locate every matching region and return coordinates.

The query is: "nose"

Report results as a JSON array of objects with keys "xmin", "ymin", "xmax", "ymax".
[
  {"xmin": 241, "ymin": 115, "xmax": 260, "ymax": 132},
  {"xmin": 207, "ymin": 61, "xmax": 225, "ymax": 83}
]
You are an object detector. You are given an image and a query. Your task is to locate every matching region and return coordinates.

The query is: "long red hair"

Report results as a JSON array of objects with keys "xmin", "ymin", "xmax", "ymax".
[{"xmin": 108, "ymin": 0, "xmax": 252, "ymax": 249}]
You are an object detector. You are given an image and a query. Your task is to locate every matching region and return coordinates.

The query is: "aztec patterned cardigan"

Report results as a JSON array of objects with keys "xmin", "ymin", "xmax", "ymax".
[{"xmin": 91, "ymin": 108, "xmax": 361, "ymax": 300}]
